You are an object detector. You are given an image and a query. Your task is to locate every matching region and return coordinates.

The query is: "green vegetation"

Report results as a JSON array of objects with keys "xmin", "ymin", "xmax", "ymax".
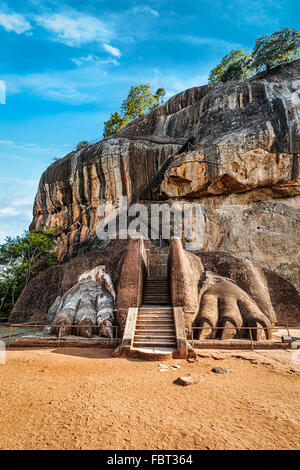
[
  {"xmin": 0, "ymin": 230, "xmax": 58, "ymax": 318},
  {"xmin": 76, "ymin": 140, "xmax": 89, "ymax": 151},
  {"xmin": 209, "ymin": 28, "xmax": 300, "ymax": 83},
  {"xmin": 252, "ymin": 28, "xmax": 300, "ymax": 72},
  {"xmin": 209, "ymin": 49, "xmax": 254, "ymax": 83},
  {"xmin": 103, "ymin": 84, "xmax": 166, "ymax": 137}
]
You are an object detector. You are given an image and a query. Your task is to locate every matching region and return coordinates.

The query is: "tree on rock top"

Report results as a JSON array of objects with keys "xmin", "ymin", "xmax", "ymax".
[
  {"xmin": 252, "ymin": 28, "xmax": 300, "ymax": 72},
  {"xmin": 208, "ymin": 49, "xmax": 254, "ymax": 83},
  {"xmin": 208, "ymin": 28, "xmax": 300, "ymax": 83},
  {"xmin": 103, "ymin": 84, "xmax": 166, "ymax": 137}
]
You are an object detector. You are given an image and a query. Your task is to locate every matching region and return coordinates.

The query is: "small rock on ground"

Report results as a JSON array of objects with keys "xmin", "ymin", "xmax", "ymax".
[
  {"xmin": 173, "ymin": 375, "xmax": 200, "ymax": 386},
  {"xmin": 211, "ymin": 367, "xmax": 231, "ymax": 374}
]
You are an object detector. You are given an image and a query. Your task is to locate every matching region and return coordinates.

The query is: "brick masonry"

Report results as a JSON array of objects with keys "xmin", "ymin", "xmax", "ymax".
[{"xmin": 115, "ymin": 238, "xmax": 148, "ymax": 335}]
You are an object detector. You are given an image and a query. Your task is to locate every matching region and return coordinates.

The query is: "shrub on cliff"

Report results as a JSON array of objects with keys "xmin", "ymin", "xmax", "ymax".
[
  {"xmin": 103, "ymin": 84, "xmax": 166, "ymax": 137},
  {"xmin": 76, "ymin": 141, "xmax": 89, "ymax": 151},
  {"xmin": 0, "ymin": 230, "xmax": 58, "ymax": 318}
]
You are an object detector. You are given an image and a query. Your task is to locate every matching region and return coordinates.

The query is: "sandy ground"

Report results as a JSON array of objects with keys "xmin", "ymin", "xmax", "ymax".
[{"xmin": 0, "ymin": 347, "xmax": 299, "ymax": 450}]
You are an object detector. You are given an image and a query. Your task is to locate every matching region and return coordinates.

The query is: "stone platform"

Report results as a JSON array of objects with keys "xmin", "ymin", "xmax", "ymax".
[
  {"xmin": 12, "ymin": 333, "xmax": 119, "ymax": 348},
  {"xmin": 190, "ymin": 339, "xmax": 291, "ymax": 350}
]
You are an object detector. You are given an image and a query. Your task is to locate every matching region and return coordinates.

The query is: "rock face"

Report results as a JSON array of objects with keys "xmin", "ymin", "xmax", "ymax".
[
  {"xmin": 31, "ymin": 138, "xmax": 182, "ymax": 261},
  {"xmin": 10, "ymin": 60, "xmax": 300, "ymax": 327}
]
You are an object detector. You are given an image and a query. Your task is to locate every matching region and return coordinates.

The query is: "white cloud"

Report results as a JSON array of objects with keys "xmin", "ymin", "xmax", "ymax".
[
  {"xmin": 149, "ymin": 69, "xmax": 209, "ymax": 99},
  {"xmin": 0, "ymin": 178, "xmax": 36, "ymax": 243},
  {"xmin": 0, "ymin": 206, "xmax": 32, "ymax": 218},
  {"xmin": 132, "ymin": 5, "xmax": 159, "ymax": 17},
  {"xmin": 0, "ymin": 12, "xmax": 32, "ymax": 34},
  {"xmin": 0, "ymin": 139, "xmax": 68, "ymax": 154},
  {"xmin": 35, "ymin": 13, "xmax": 112, "ymax": 47},
  {"xmin": 72, "ymin": 54, "xmax": 119, "ymax": 67},
  {"xmin": 4, "ymin": 61, "xmax": 211, "ymax": 106},
  {"xmin": 177, "ymin": 35, "xmax": 244, "ymax": 51},
  {"xmin": 103, "ymin": 43, "xmax": 121, "ymax": 58},
  {"xmin": 4, "ymin": 64, "xmax": 112, "ymax": 104}
]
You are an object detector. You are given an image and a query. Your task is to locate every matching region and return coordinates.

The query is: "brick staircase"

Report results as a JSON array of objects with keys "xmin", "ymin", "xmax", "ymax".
[
  {"xmin": 132, "ymin": 278, "xmax": 176, "ymax": 352},
  {"xmin": 119, "ymin": 240, "xmax": 188, "ymax": 360}
]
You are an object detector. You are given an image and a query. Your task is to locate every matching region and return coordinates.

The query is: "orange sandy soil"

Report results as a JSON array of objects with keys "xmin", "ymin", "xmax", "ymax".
[{"xmin": 0, "ymin": 347, "xmax": 299, "ymax": 450}]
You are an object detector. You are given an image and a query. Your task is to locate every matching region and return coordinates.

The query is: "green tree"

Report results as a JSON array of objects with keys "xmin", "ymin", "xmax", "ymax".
[
  {"xmin": 103, "ymin": 112, "xmax": 128, "ymax": 138},
  {"xmin": 252, "ymin": 28, "xmax": 300, "ymax": 72},
  {"xmin": 208, "ymin": 49, "xmax": 254, "ymax": 83},
  {"xmin": 76, "ymin": 141, "xmax": 89, "ymax": 151},
  {"xmin": 103, "ymin": 84, "xmax": 166, "ymax": 137},
  {"xmin": 0, "ymin": 230, "xmax": 58, "ymax": 318}
]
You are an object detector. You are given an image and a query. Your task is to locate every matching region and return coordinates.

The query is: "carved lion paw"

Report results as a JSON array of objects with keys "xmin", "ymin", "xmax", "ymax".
[{"xmin": 195, "ymin": 272, "xmax": 272, "ymax": 341}]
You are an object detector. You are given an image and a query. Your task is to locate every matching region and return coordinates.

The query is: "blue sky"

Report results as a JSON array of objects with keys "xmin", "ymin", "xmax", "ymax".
[{"xmin": 0, "ymin": 0, "xmax": 299, "ymax": 242}]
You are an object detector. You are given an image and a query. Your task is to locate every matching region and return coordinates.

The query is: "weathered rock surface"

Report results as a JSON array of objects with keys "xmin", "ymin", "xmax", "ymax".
[
  {"xmin": 31, "ymin": 138, "xmax": 182, "ymax": 261},
  {"xmin": 28, "ymin": 61, "xmax": 300, "ymax": 291},
  {"xmin": 11, "ymin": 60, "xmax": 300, "ymax": 326}
]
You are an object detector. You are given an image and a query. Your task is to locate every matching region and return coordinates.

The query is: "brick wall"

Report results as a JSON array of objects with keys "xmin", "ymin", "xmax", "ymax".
[{"xmin": 115, "ymin": 238, "xmax": 148, "ymax": 335}]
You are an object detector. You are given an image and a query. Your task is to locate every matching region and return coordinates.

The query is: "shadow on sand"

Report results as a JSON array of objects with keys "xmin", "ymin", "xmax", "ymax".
[{"xmin": 50, "ymin": 347, "xmax": 115, "ymax": 359}]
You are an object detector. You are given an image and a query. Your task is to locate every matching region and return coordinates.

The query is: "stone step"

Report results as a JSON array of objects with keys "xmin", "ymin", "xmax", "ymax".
[
  {"xmin": 135, "ymin": 331, "xmax": 175, "ymax": 336},
  {"xmin": 144, "ymin": 287, "xmax": 169, "ymax": 291},
  {"xmin": 138, "ymin": 313, "xmax": 173, "ymax": 318},
  {"xmin": 143, "ymin": 291, "xmax": 170, "ymax": 295},
  {"xmin": 133, "ymin": 340, "xmax": 177, "ymax": 347},
  {"xmin": 138, "ymin": 321, "xmax": 173, "ymax": 325},
  {"xmin": 145, "ymin": 284, "xmax": 169, "ymax": 287},
  {"xmin": 134, "ymin": 334, "xmax": 176, "ymax": 340},
  {"xmin": 141, "ymin": 306, "xmax": 172, "ymax": 310},
  {"xmin": 145, "ymin": 285, "xmax": 169, "ymax": 288},
  {"xmin": 137, "ymin": 315, "xmax": 174, "ymax": 322},
  {"xmin": 139, "ymin": 307, "xmax": 173, "ymax": 312},
  {"xmin": 145, "ymin": 285, "xmax": 169, "ymax": 287},
  {"xmin": 143, "ymin": 298, "xmax": 170, "ymax": 302},
  {"xmin": 136, "ymin": 317, "xmax": 174, "ymax": 324},
  {"xmin": 143, "ymin": 292, "xmax": 170, "ymax": 296},
  {"xmin": 144, "ymin": 287, "xmax": 169, "ymax": 290},
  {"xmin": 136, "ymin": 324, "xmax": 175, "ymax": 330},
  {"xmin": 143, "ymin": 295, "xmax": 170, "ymax": 299},
  {"xmin": 143, "ymin": 292, "xmax": 170, "ymax": 295},
  {"xmin": 144, "ymin": 281, "xmax": 169, "ymax": 284},
  {"xmin": 135, "ymin": 325, "xmax": 175, "ymax": 331},
  {"xmin": 143, "ymin": 302, "xmax": 171, "ymax": 306},
  {"xmin": 130, "ymin": 347, "xmax": 175, "ymax": 361},
  {"xmin": 136, "ymin": 324, "xmax": 174, "ymax": 330}
]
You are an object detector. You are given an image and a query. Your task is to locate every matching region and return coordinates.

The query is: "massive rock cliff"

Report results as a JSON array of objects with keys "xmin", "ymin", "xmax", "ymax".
[
  {"xmin": 29, "ymin": 60, "xmax": 300, "ymax": 289},
  {"xmin": 10, "ymin": 60, "xmax": 300, "ymax": 326}
]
